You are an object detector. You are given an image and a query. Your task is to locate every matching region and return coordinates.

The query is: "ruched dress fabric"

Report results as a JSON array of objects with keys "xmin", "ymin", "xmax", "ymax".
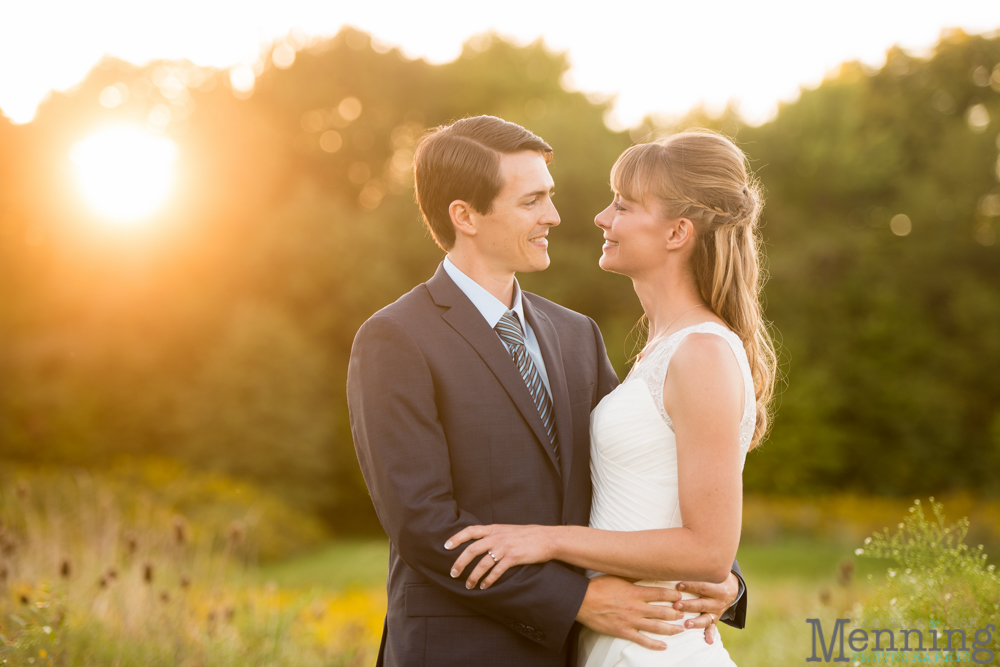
[{"xmin": 578, "ymin": 323, "xmax": 755, "ymax": 667}]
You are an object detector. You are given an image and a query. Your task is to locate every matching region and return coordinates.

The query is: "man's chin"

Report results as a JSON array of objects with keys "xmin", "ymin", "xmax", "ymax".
[{"xmin": 516, "ymin": 254, "xmax": 550, "ymax": 274}]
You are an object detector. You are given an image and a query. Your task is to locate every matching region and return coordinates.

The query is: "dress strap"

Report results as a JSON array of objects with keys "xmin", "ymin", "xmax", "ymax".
[{"xmin": 627, "ymin": 322, "xmax": 756, "ymax": 456}]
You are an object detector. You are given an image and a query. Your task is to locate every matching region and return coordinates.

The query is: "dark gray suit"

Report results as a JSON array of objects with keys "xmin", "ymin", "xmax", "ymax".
[{"xmin": 348, "ymin": 264, "xmax": 746, "ymax": 667}]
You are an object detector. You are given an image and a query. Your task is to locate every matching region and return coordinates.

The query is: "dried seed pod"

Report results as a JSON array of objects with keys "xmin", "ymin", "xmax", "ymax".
[
  {"xmin": 837, "ymin": 560, "xmax": 854, "ymax": 587},
  {"xmin": 160, "ymin": 591, "xmax": 170, "ymax": 604},
  {"xmin": 179, "ymin": 575, "xmax": 191, "ymax": 590},
  {"xmin": 106, "ymin": 567, "xmax": 118, "ymax": 580},
  {"xmin": 60, "ymin": 558, "xmax": 71, "ymax": 579},
  {"xmin": 98, "ymin": 576, "xmax": 108, "ymax": 589},
  {"xmin": 227, "ymin": 521, "xmax": 245, "ymax": 546},
  {"xmin": 143, "ymin": 562, "xmax": 154, "ymax": 583},
  {"xmin": 125, "ymin": 533, "xmax": 138, "ymax": 555},
  {"xmin": 19, "ymin": 592, "xmax": 29, "ymax": 605},
  {"xmin": 818, "ymin": 587, "xmax": 831, "ymax": 606},
  {"xmin": 172, "ymin": 516, "xmax": 188, "ymax": 546}
]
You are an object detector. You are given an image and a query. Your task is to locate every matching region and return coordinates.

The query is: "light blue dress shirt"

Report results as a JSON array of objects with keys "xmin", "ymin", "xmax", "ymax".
[{"xmin": 442, "ymin": 256, "xmax": 552, "ymax": 397}]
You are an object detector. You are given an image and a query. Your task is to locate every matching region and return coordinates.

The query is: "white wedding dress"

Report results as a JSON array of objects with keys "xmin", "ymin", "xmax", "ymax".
[{"xmin": 579, "ymin": 322, "xmax": 755, "ymax": 667}]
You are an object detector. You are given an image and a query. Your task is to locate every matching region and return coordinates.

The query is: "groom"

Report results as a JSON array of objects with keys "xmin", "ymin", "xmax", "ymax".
[{"xmin": 348, "ymin": 115, "xmax": 746, "ymax": 667}]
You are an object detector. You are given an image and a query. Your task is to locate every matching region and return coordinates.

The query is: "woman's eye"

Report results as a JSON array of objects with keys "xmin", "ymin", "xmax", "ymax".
[{"xmin": 614, "ymin": 203, "xmax": 626, "ymax": 212}]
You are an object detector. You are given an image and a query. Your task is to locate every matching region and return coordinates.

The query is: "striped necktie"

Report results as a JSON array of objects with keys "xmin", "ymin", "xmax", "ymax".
[{"xmin": 494, "ymin": 312, "xmax": 559, "ymax": 464}]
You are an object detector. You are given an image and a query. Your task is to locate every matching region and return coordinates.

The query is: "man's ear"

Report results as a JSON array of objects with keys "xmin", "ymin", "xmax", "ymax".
[
  {"xmin": 449, "ymin": 200, "xmax": 478, "ymax": 238},
  {"xmin": 665, "ymin": 217, "xmax": 695, "ymax": 249}
]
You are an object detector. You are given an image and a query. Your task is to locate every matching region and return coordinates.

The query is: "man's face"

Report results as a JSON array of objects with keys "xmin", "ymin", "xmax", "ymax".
[{"xmin": 471, "ymin": 151, "xmax": 560, "ymax": 274}]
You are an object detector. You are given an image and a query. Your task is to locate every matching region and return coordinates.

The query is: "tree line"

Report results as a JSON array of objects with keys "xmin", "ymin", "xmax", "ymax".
[{"xmin": 0, "ymin": 28, "xmax": 998, "ymax": 530}]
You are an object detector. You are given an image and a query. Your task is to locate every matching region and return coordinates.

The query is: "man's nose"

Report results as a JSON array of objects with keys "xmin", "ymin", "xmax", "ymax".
[{"xmin": 543, "ymin": 199, "xmax": 561, "ymax": 226}]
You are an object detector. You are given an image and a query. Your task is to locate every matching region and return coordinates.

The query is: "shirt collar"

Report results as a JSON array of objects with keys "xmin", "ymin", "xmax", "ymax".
[{"xmin": 442, "ymin": 255, "xmax": 527, "ymax": 332}]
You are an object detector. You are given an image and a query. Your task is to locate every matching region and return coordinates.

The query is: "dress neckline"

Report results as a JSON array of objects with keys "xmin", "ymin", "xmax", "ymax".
[{"xmin": 631, "ymin": 321, "xmax": 734, "ymax": 372}]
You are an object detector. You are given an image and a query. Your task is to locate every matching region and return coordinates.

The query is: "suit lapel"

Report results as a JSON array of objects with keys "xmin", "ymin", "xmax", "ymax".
[
  {"xmin": 426, "ymin": 265, "xmax": 561, "ymax": 476},
  {"xmin": 523, "ymin": 295, "xmax": 574, "ymax": 490}
]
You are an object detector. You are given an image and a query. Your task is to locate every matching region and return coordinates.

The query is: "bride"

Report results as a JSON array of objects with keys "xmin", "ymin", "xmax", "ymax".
[{"xmin": 444, "ymin": 129, "xmax": 778, "ymax": 665}]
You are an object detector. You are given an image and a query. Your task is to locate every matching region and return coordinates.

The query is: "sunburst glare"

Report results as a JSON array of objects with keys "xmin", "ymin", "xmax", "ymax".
[{"xmin": 70, "ymin": 126, "xmax": 178, "ymax": 227}]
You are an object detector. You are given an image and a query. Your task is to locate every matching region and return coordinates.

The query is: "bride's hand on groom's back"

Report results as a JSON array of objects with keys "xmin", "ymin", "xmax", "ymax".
[
  {"xmin": 672, "ymin": 575, "xmax": 741, "ymax": 644},
  {"xmin": 444, "ymin": 523, "xmax": 554, "ymax": 590}
]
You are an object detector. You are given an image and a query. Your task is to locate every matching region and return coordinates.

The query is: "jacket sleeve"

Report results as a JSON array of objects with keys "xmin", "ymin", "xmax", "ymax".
[
  {"xmin": 719, "ymin": 559, "xmax": 747, "ymax": 629},
  {"xmin": 348, "ymin": 313, "xmax": 590, "ymax": 651},
  {"xmin": 590, "ymin": 317, "xmax": 620, "ymax": 403}
]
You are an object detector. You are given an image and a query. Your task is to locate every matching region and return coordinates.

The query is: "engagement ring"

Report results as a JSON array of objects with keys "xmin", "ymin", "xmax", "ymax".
[{"xmin": 487, "ymin": 550, "xmax": 499, "ymax": 563}]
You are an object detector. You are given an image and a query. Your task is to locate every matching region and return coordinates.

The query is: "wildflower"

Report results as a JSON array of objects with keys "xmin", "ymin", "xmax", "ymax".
[
  {"xmin": 60, "ymin": 558, "xmax": 71, "ymax": 579},
  {"xmin": 888, "ymin": 569, "xmax": 896, "ymax": 578},
  {"xmin": 855, "ymin": 548, "xmax": 864, "ymax": 556},
  {"xmin": 864, "ymin": 537, "xmax": 871, "ymax": 545},
  {"xmin": 143, "ymin": 562, "xmax": 154, "ymax": 584}
]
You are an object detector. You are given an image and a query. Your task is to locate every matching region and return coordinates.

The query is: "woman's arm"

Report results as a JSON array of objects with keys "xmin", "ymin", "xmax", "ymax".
[{"xmin": 447, "ymin": 333, "xmax": 744, "ymax": 589}]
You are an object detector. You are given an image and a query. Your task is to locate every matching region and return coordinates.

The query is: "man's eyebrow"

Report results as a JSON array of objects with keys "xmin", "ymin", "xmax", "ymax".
[{"xmin": 519, "ymin": 186, "xmax": 556, "ymax": 199}]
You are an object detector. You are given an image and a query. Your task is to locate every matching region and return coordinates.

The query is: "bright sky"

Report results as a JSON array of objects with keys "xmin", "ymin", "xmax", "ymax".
[{"xmin": 2, "ymin": 0, "xmax": 1000, "ymax": 128}]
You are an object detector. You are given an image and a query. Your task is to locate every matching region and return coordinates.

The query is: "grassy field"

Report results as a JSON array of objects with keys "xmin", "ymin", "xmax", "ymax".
[
  {"xmin": 6, "ymin": 476, "xmax": 995, "ymax": 665},
  {"xmin": 259, "ymin": 537, "xmax": 892, "ymax": 666}
]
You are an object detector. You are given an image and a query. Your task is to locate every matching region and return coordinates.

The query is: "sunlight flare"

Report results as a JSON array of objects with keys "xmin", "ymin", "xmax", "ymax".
[{"xmin": 70, "ymin": 126, "xmax": 177, "ymax": 227}]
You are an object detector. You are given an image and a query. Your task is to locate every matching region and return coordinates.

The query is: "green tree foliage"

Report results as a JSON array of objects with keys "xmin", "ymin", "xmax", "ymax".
[{"xmin": 0, "ymin": 28, "xmax": 998, "ymax": 530}]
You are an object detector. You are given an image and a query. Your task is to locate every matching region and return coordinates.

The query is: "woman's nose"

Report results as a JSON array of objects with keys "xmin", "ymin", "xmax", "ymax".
[{"xmin": 594, "ymin": 204, "xmax": 613, "ymax": 229}]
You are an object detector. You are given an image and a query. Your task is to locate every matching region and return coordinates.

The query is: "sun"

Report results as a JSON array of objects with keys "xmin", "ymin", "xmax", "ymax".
[{"xmin": 70, "ymin": 126, "xmax": 178, "ymax": 227}]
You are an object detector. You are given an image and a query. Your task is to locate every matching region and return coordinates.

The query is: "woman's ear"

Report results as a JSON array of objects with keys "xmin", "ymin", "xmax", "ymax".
[
  {"xmin": 665, "ymin": 217, "xmax": 695, "ymax": 249},
  {"xmin": 449, "ymin": 200, "xmax": 478, "ymax": 238}
]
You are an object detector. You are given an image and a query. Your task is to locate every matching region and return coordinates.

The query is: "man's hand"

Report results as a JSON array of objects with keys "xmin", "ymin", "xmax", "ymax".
[
  {"xmin": 672, "ymin": 572, "xmax": 740, "ymax": 644},
  {"xmin": 575, "ymin": 576, "xmax": 685, "ymax": 651}
]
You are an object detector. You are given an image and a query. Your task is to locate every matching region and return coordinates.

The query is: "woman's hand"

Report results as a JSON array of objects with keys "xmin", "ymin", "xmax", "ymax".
[{"xmin": 444, "ymin": 524, "xmax": 556, "ymax": 590}]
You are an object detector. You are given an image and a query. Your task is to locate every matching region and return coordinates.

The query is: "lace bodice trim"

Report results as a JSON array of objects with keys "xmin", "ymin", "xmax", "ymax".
[{"xmin": 624, "ymin": 321, "xmax": 756, "ymax": 456}]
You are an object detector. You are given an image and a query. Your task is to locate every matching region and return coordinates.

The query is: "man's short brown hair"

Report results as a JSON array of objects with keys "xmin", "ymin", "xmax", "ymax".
[{"xmin": 413, "ymin": 115, "xmax": 553, "ymax": 250}]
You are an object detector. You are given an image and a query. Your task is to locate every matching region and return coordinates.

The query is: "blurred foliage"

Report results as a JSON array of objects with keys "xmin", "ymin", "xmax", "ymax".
[{"xmin": 0, "ymin": 27, "xmax": 999, "ymax": 532}]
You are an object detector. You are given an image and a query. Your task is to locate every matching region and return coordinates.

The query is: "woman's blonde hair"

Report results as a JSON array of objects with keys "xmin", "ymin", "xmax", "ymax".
[{"xmin": 612, "ymin": 129, "xmax": 777, "ymax": 449}]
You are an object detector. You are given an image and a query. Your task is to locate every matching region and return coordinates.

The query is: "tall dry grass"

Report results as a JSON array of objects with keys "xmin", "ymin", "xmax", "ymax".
[{"xmin": 0, "ymin": 466, "xmax": 383, "ymax": 666}]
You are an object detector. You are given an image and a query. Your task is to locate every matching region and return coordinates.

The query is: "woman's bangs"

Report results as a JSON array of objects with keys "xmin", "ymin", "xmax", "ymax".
[{"xmin": 610, "ymin": 144, "xmax": 659, "ymax": 204}]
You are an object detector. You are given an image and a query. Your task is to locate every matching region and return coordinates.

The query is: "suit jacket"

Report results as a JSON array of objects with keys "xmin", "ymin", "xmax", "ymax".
[{"xmin": 347, "ymin": 264, "xmax": 747, "ymax": 667}]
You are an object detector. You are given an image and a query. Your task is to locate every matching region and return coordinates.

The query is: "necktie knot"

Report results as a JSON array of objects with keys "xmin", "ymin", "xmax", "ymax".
[{"xmin": 495, "ymin": 312, "xmax": 526, "ymax": 347}]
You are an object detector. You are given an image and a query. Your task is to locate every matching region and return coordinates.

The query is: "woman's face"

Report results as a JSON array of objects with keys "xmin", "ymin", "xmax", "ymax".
[{"xmin": 594, "ymin": 192, "xmax": 671, "ymax": 278}]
